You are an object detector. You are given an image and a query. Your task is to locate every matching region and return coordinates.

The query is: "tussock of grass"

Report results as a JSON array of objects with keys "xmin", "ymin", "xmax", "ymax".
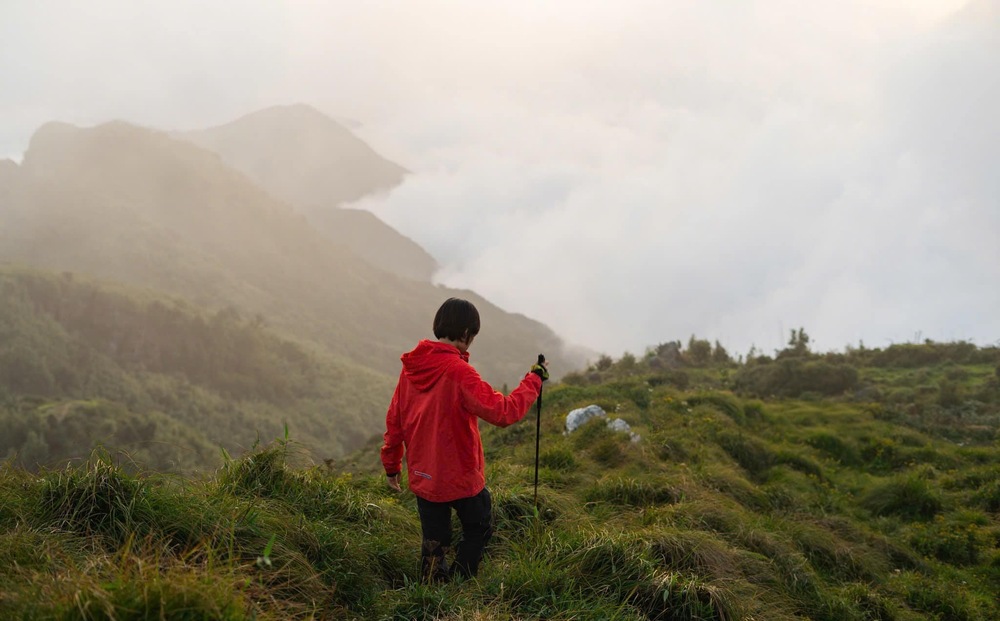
[
  {"xmin": 715, "ymin": 431, "xmax": 775, "ymax": 480},
  {"xmin": 806, "ymin": 431, "xmax": 861, "ymax": 466},
  {"xmin": 631, "ymin": 572, "xmax": 744, "ymax": 621},
  {"xmin": 788, "ymin": 521, "xmax": 886, "ymax": 583},
  {"xmin": 687, "ymin": 393, "xmax": 746, "ymax": 426},
  {"xmin": 861, "ymin": 476, "xmax": 943, "ymax": 520},
  {"xmin": 39, "ymin": 452, "xmax": 157, "ymax": 543},
  {"xmin": 647, "ymin": 528, "xmax": 737, "ymax": 579},
  {"xmin": 702, "ymin": 467, "xmax": 772, "ymax": 513},
  {"xmin": 584, "ymin": 476, "xmax": 681, "ymax": 507}
]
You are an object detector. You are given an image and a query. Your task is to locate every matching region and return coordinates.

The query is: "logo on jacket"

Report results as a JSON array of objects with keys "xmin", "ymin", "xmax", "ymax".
[{"xmin": 413, "ymin": 470, "xmax": 433, "ymax": 480}]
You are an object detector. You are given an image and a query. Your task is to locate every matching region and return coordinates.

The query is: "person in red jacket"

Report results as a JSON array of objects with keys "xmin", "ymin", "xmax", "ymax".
[{"xmin": 381, "ymin": 297, "xmax": 548, "ymax": 582}]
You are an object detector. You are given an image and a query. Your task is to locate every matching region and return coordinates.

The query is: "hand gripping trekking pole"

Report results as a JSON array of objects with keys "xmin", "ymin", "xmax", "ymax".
[{"xmin": 533, "ymin": 353, "xmax": 545, "ymax": 511}]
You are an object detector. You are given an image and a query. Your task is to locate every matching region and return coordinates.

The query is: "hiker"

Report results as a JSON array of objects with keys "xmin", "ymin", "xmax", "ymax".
[{"xmin": 381, "ymin": 297, "xmax": 549, "ymax": 582}]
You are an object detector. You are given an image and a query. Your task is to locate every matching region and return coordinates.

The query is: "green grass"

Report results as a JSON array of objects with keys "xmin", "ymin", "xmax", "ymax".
[{"xmin": 2, "ymin": 369, "xmax": 999, "ymax": 620}]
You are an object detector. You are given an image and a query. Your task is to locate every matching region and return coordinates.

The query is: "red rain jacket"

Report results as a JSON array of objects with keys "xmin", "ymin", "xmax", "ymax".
[{"xmin": 380, "ymin": 339, "xmax": 542, "ymax": 502}]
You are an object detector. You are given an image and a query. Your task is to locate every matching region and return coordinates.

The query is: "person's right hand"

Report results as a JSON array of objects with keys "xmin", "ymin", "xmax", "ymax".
[
  {"xmin": 531, "ymin": 361, "xmax": 549, "ymax": 382},
  {"xmin": 387, "ymin": 473, "xmax": 402, "ymax": 492}
]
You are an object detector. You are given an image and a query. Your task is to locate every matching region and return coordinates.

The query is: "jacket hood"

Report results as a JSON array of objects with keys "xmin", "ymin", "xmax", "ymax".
[{"xmin": 401, "ymin": 339, "xmax": 470, "ymax": 391}]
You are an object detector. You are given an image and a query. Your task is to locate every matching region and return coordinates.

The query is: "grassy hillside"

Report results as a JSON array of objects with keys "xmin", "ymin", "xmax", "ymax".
[
  {"xmin": 0, "ymin": 267, "xmax": 393, "ymax": 471},
  {"xmin": 2, "ymin": 341, "xmax": 997, "ymax": 619}
]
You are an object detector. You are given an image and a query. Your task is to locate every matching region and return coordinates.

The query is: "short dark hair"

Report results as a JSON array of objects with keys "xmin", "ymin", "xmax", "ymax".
[{"xmin": 433, "ymin": 298, "xmax": 480, "ymax": 341}]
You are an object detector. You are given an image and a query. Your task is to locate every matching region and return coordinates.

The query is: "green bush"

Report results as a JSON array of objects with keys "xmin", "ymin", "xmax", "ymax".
[
  {"xmin": 647, "ymin": 369, "xmax": 690, "ymax": 390},
  {"xmin": 733, "ymin": 358, "xmax": 859, "ymax": 398},
  {"xmin": 867, "ymin": 341, "xmax": 991, "ymax": 368}
]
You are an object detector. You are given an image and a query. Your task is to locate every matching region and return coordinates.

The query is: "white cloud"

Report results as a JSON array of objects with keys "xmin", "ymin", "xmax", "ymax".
[{"xmin": 2, "ymin": 0, "xmax": 995, "ymax": 358}]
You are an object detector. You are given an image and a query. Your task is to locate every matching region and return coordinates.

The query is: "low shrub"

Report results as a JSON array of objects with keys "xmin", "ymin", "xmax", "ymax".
[
  {"xmin": 734, "ymin": 359, "xmax": 859, "ymax": 398},
  {"xmin": 647, "ymin": 369, "xmax": 691, "ymax": 390}
]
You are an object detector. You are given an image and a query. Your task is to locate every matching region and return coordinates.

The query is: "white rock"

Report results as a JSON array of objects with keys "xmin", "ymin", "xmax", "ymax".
[
  {"xmin": 606, "ymin": 418, "xmax": 631, "ymax": 433},
  {"xmin": 565, "ymin": 404, "xmax": 607, "ymax": 433}
]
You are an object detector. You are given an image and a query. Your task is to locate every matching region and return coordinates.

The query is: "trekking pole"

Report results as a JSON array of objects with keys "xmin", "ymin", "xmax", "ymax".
[{"xmin": 533, "ymin": 353, "xmax": 545, "ymax": 511}]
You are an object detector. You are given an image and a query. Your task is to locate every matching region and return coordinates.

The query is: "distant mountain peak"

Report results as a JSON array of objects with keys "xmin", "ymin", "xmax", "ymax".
[
  {"xmin": 175, "ymin": 105, "xmax": 432, "ymax": 280},
  {"xmin": 232, "ymin": 102, "xmax": 335, "ymax": 123},
  {"xmin": 176, "ymin": 104, "xmax": 408, "ymax": 211}
]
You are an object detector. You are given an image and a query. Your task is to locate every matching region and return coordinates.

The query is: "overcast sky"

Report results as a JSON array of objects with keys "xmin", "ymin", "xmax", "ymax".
[{"xmin": 2, "ymin": 1, "xmax": 997, "ymax": 358}]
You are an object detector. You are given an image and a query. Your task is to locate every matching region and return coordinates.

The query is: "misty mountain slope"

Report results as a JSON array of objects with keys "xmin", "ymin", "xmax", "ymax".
[
  {"xmin": 176, "ymin": 104, "xmax": 437, "ymax": 282},
  {"xmin": 305, "ymin": 206, "xmax": 438, "ymax": 282},
  {"xmin": 0, "ymin": 159, "xmax": 15, "ymax": 208},
  {"xmin": 178, "ymin": 104, "xmax": 407, "ymax": 209},
  {"xmin": 0, "ymin": 120, "xmax": 577, "ymax": 388},
  {"xmin": 0, "ymin": 158, "xmax": 16, "ymax": 182},
  {"xmin": 0, "ymin": 266, "xmax": 394, "ymax": 468}
]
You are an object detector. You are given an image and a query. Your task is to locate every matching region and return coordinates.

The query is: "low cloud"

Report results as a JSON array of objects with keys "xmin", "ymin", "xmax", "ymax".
[
  {"xmin": 3, "ymin": 0, "xmax": 995, "ymax": 358},
  {"xmin": 348, "ymin": 1, "xmax": 998, "ymax": 357}
]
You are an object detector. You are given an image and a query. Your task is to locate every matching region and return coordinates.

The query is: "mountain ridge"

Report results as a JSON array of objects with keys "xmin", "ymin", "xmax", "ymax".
[
  {"xmin": 175, "ymin": 103, "xmax": 407, "ymax": 208},
  {"xmin": 1, "ymin": 117, "xmax": 581, "ymax": 394},
  {"xmin": 174, "ymin": 103, "xmax": 438, "ymax": 282}
]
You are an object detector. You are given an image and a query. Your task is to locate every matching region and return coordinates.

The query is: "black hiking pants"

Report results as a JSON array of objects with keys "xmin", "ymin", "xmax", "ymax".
[{"xmin": 415, "ymin": 487, "xmax": 493, "ymax": 581}]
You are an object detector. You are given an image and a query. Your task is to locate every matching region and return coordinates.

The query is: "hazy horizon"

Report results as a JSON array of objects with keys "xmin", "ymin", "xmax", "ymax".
[{"xmin": 2, "ymin": 0, "xmax": 997, "ymax": 360}]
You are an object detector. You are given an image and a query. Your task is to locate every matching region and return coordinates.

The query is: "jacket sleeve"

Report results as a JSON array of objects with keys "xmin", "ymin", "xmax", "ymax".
[
  {"xmin": 456, "ymin": 364, "xmax": 542, "ymax": 428},
  {"xmin": 380, "ymin": 379, "xmax": 405, "ymax": 475}
]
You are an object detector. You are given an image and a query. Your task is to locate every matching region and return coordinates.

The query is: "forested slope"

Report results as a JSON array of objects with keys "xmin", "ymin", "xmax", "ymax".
[{"xmin": 0, "ymin": 267, "xmax": 393, "ymax": 471}]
